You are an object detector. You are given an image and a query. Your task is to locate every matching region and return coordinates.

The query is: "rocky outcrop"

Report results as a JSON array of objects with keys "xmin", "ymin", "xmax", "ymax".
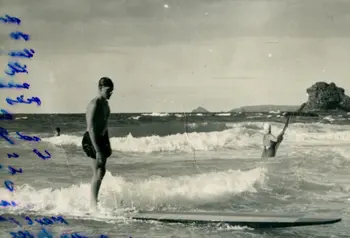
[
  {"xmin": 305, "ymin": 82, "xmax": 350, "ymax": 111},
  {"xmin": 192, "ymin": 107, "xmax": 209, "ymax": 113}
]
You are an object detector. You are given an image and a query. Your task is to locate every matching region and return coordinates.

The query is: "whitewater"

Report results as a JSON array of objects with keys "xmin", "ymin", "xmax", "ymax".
[{"xmin": 0, "ymin": 112, "xmax": 349, "ymax": 237}]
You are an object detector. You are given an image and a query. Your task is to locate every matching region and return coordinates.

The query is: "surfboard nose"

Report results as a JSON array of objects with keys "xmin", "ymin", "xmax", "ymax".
[{"xmin": 297, "ymin": 214, "xmax": 342, "ymax": 225}]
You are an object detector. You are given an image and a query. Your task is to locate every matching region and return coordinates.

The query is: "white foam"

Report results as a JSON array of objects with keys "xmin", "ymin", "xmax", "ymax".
[
  {"xmin": 42, "ymin": 122, "xmax": 350, "ymax": 153},
  {"xmin": 141, "ymin": 112, "xmax": 169, "ymax": 117},
  {"xmin": 0, "ymin": 167, "xmax": 266, "ymax": 216},
  {"xmin": 323, "ymin": 116, "xmax": 335, "ymax": 122},
  {"xmin": 216, "ymin": 113, "xmax": 231, "ymax": 116}
]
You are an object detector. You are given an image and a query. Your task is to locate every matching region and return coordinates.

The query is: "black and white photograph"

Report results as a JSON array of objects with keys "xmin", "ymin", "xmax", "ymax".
[{"xmin": 0, "ymin": 0, "xmax": 349, "ymax": 237}]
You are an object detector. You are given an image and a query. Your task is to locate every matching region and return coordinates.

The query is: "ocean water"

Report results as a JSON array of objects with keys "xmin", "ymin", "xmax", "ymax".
[{"xmin": 1, "ymin": 111, "xmax": 350, "ymax": 238}]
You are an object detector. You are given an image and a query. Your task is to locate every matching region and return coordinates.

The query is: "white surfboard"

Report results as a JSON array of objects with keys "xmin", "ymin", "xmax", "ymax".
[{"xmin": 132, "ymin": 210, "xmax": 341, "ymax": 228}]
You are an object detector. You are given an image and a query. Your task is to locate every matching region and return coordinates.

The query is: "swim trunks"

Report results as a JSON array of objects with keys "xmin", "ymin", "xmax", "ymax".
[{"xmin": 82, "ymin": 131, "xmax": 112, "ymax": 159}]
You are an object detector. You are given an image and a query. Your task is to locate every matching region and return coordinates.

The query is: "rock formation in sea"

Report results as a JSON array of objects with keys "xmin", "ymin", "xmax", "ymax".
[
  {"xmin": 192, "ymin": 106, "xmax": 209, "ymax": 113},
  {"xmin": 305, "ymin": 82, "xmax": 350, "ymax": 112}
]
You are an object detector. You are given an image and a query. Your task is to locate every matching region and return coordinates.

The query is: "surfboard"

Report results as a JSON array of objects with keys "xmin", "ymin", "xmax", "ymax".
[{"xmin": 132, "ymin": 210, "xmax": 341, "ymax": 228}]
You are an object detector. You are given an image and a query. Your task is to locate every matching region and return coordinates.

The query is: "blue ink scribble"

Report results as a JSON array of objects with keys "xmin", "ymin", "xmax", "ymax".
[
  {"xmin": 7, "ymin": 216, "xmax": 21, "ymax": 227},
  {"xmin": 2, "ymin": 215, "xmax": 68, "ymax": 227},
  {"xmin": 6, "ymin": 95, "xmax": 41, "ymax": 106},
  {"xmin": 37, "ymin": 228, "xmax": 53, "ymax": 238},
  {"xmin": 8, "ymin": 49, "xmax": 35, "ymax": 59},
  {"xmin": 8, "ymin": 166, "xmax": 23, "ymax": 175},
  {"xmin": 0, "ymin": 80, "xmax": 30, "ymax": 89},
  {"xmin": 27, "ymin": 216, "xmax": 68, "ymax": 226},
  {"xmin": 60, "ymin": 232, "xmax": 89, "ymax": 238},
  {"xmin": 16, "ymin": 132, "xmax": 41, "ymax": 142},
  {"xmin": 4, "ymin": 180, "xmax": 14, "ymax": 192},
  {"xmin": 4, "ymin": 61, "xmax": 28, "ymax": 76},
  {"xmin": 0, "ymin": 15, "xmax": 21, "ymax": 25},
  {"xmin": 9, "ymin": 31, "xmax": 30, "ymax": 41},
  {"xmin": 35, "ymin": 217, "xmax": 53, "ymax": 226},
  {"xmin": 50, "ymin": 216, "xmax": 68, "ymax": 225},
  {"xmin": 33, "ymin": 149, "xmax": 51, "ymax": 160},
  {"xmin": 0, "ymin": 127, "xmax": 15, "ymax": 144},
  {"xmin": 0, "ymin": 200, "xmax": 16, "ymax": 207},
  {"xmin": 8, "ymin": 153, "xmax": 19, "ymax": 158},
  {"xmin": 24, "ymin": 216, "xmax": 33, "ymax": 225},
  {"xmin": 10, "ymin": 230, "xmax": 34, "ymax": 238},
  {"xmin": 6, "ymin": 226, "xmax": 99, "ymax": 238},
  {"xmin": 0, "ymin": 109, "xmax": 14, "ymax": 120},
  {"xmin": 72, "ymin": 232, "xmax": 88, "ymax": 238}
]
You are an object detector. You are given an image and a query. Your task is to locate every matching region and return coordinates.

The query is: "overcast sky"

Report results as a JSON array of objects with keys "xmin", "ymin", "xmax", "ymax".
[{"xmin": 1, "ymin": 0, "xmax": 350, "ymax": 113}]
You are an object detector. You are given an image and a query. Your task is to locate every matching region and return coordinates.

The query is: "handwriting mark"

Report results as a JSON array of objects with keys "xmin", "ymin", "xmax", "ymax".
[
  {"xmin": 33, "ymin": 149, "xmax": 51, "ymax": 160},
  {"xmin": 4, "ymin": 180, "xmax": 14, "ymax": 192},
  {"xmin": 0, "ymin": 15, "xmax": 21, "ymax": 25},
  {"xmin": 4, "ymin": 61, "xmax": 28, "ymax": 76},
  {"xmin": 9, "ymin": 31, "xmax": 30, "ymax": 41},
  {"xmin": 0, "ymin": 81, "xmax": 30, "ymax": 89},
  {"xmin": 8, "ymin": 153, "xmax": 19, "ymax": 158},
  {"xmin": 0, "ymin": 109, "xmax": 14, "ymax": 120},
  {"xmin": 0, "ymin": 200, "xmax": 17, "ymax": 207},
  {"xmin": 6, "ymin": 95, "xmax": 41, "ymax": 106},
  {"xmin": 8, "ymin": 166, "xmax": 23, "ymax": 175},
  {"xmin": 10, "ymin": 230, "xmax": 34, "ymax": 238},
  {"xmin": 8, "ymin": 49, "xmax": 35, "ymax": 59},
  {"xmin": 16, "ymin": 132, "xmax": 41, "ymax": 142},
  {"xmin": 0, "ymin": 127, "xmax": 15, "ymax": 144},
  {"xmin": 7, "ymin": 217, "xmax": 22, "ymax": 228}
]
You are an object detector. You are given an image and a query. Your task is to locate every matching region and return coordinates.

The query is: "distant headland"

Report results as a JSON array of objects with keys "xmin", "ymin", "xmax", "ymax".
[
  {"xmin": 229, "ymin": 105, "xmax": 300, "ymax": 113},
  {"xmin": 191, "ymin": 81, "xmax": 350, "ymax": 114}
]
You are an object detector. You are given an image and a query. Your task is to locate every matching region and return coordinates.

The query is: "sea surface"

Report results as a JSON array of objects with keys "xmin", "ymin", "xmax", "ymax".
[{"xmin": 1, "ymin": 111, "xmax": 350, "ymax": 238}]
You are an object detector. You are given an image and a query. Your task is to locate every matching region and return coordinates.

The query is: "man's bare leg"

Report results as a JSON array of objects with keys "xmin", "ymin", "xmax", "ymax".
[{"xmin": 90, "ymin": 159, "xmax": 106, "ymax": 210}]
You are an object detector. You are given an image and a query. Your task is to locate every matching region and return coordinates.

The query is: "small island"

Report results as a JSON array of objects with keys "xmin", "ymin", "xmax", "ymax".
[{"xmin": 192, "ymin": 107, "xmax": 210, "ymax": 113}]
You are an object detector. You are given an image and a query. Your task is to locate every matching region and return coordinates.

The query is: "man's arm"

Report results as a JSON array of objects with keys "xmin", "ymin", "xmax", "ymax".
[
  {"xmin": 281, "ymin": 116, "xmax": 290, "ymax": 134},
  {"xmin": 276, "ymin": 116, "xmax": 290, "ymax": 142},
  {"xmin": 86, "ymin": 100, "xmax": 102, "ymax": 154},
  {"xmin": 278, "ymin": 103, "xmax": 305, "ymax": 139}
]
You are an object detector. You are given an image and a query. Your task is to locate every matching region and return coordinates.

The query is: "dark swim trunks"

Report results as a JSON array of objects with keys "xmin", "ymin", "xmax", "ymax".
[{"xmin": 82, "ymin": 131, "xmax": 112, "ymax": 159}]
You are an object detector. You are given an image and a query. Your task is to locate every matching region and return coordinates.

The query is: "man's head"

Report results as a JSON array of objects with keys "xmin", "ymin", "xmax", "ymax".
[
  {"xmin": 98, "ymin": 77, "xmax": 114, "ymax": 100},
  {"xmin": 263, "ymin": 123, "xmax": 271, "ymax": 134}
]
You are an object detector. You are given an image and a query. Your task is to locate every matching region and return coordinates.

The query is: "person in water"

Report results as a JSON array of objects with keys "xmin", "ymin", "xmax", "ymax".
[
  {"xmin": 261, "ymin": 118, "xmax": 290, "ymax": 158},
  {"xmin": 55, "ymin": 127, "xmax": 60, "ymax": 136},
  {"xmin": 261, "ymin": 103, "xmax": 306, "ymax": 158},
  {"xmin": 82, "ymin": 77, "xmax": 114, "ymax": 209}
]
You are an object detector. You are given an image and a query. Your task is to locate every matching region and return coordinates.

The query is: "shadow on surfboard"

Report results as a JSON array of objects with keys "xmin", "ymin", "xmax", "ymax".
[{"xmin": 132, "ymin": 210, "xmax": 342, "ymax": 229}]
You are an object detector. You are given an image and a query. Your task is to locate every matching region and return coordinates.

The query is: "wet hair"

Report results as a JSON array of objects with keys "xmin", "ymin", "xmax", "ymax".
[{"xmin": 98, "ymin": 77, "xmax": 114, "ymax": 89}]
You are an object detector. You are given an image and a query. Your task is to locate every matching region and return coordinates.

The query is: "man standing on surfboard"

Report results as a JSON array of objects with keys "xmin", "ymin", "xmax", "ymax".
[
  {"xmin": 82, "ymin": 77, "xmax": 114, "ymax": 209},
  {"xmin": 261, "ymin": 103, "xmax": 306, "ymax": 158}
]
